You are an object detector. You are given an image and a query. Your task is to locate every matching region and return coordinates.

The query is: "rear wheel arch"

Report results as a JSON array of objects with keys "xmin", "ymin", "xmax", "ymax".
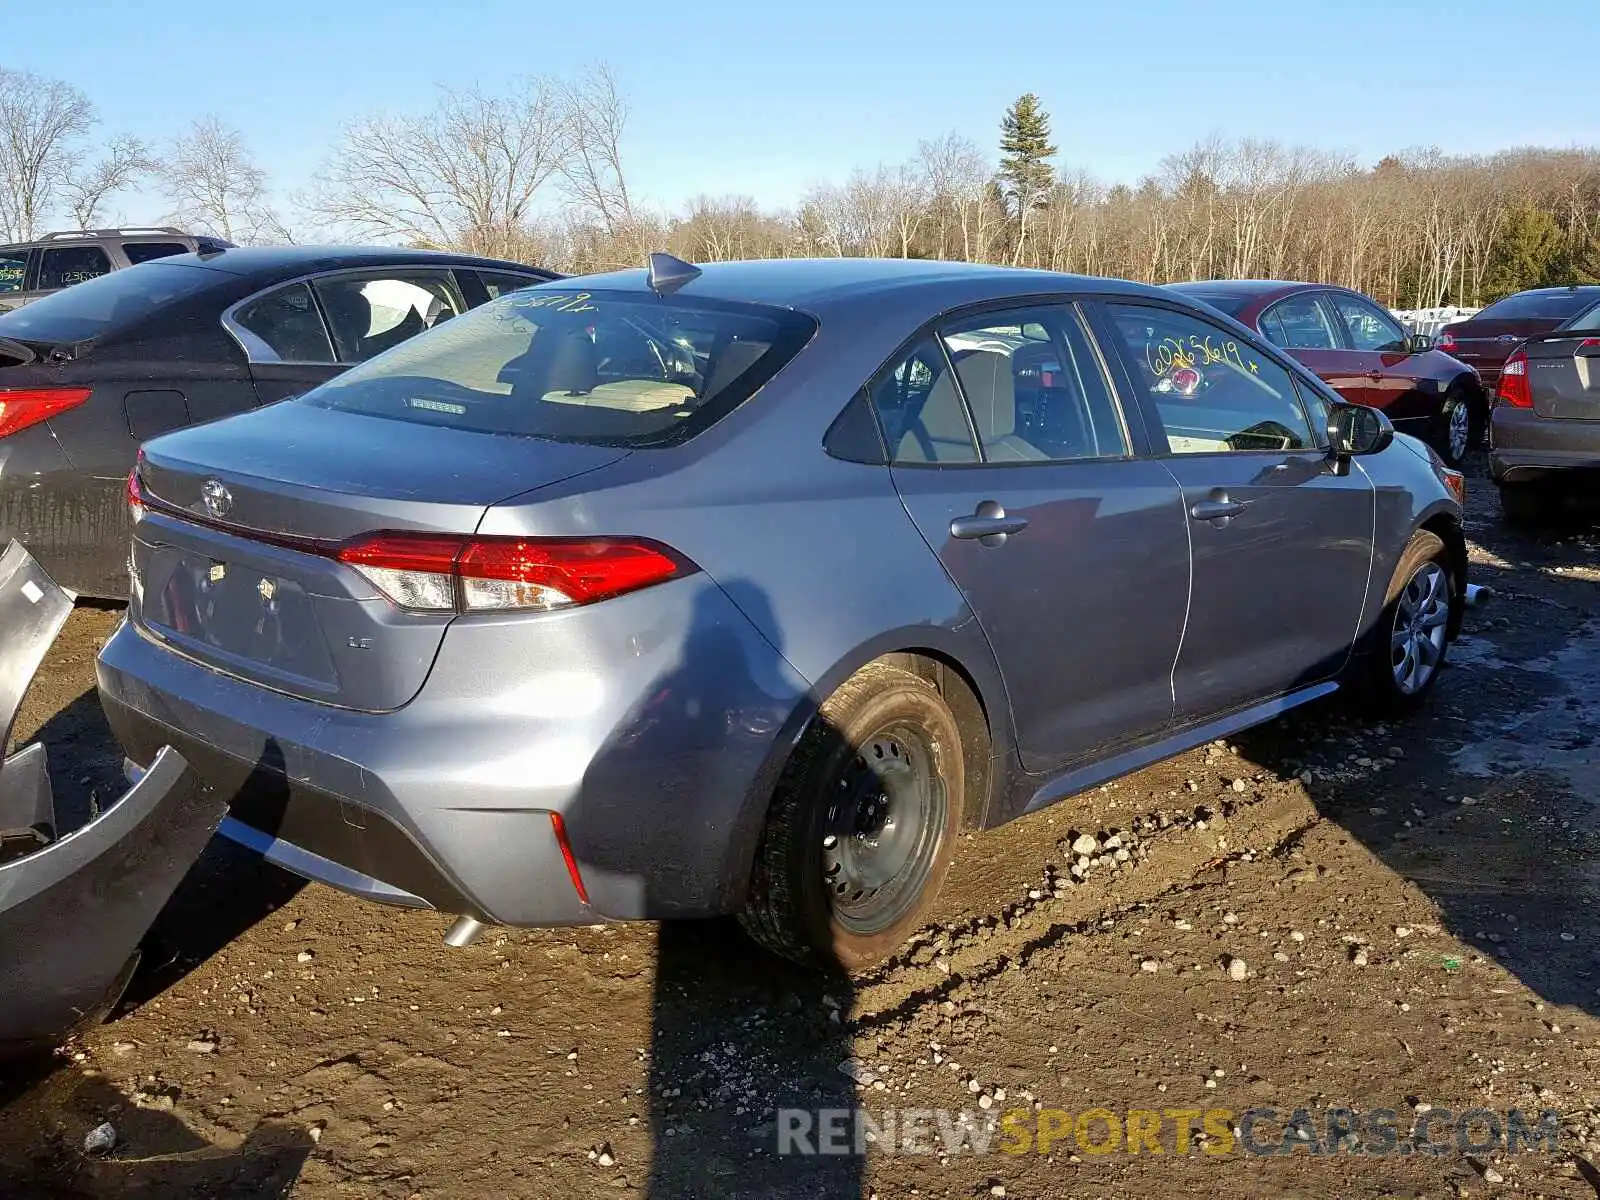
[{"xmin": 727, "ymin": 640, "xmax": 1003, "ymax": 905}]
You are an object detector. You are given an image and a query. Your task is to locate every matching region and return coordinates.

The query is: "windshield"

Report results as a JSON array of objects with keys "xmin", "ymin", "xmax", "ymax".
[
  {"xmin": 1475, "ymin": 291, "xmax": 1599, "ymax": 321},
  {"xmin": 0, "ymin": 260, "xmax": 223, "ymax": 342},
  {"xmin": 297, "ymin": 288, "xmax": 817, "ymax": 446}
]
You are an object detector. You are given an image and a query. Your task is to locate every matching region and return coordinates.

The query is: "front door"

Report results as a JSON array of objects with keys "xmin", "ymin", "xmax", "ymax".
[
  {"xmin": 1096, "ymin": 300, "xmax": 1375, "ymax": 721},
  {"xmin": 875, "ymin": 303, "xmax": 1189, "ymax": 773}
]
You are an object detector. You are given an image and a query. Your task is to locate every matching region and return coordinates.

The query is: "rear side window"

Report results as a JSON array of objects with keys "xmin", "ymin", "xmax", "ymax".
[
  {"xmin": 870, "ymin": 336, "xmax": 978, "ymax": 464},
  {"xmin": 0, "ymin": 260, "xmax": 221, "ymax": 342},
  {"xmin": 1477, "ymin": 291, "xmax": 1597, "ymax": 321},
  {"xmin": 230, "ymin": 282, "xmax": 335, "ymax": 363},
  {"xmin": 297, "ymin": 288, "xmax": 817, "ymax": 447},
  {"xmin": 0, "ymin": 251, "xmax": 28, "ymax": 293},
  {"xmin": 38, "ymin": 245, "xmax": 111, "ymax": 290},
  {"xmin": 1260, "ymin": 294, "xmax": 1339, "ymax": 349},
  {"xmin": 123, "ymin": 241, "xmax": 189, "ymax": 265}
]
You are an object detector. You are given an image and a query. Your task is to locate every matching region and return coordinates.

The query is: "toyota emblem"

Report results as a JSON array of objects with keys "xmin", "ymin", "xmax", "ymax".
[{"xmin": 201, "ymin": 478, "xmax": 233, "ymax": 520}]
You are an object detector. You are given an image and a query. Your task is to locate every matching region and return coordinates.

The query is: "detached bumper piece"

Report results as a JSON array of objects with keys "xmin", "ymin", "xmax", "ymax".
[{"xmin": 0, "ymin": 541, "xmax": 224, "ymax": 1058}]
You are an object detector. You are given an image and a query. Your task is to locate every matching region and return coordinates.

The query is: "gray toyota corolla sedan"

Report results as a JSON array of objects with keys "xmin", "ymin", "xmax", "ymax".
[{"xmin": 97, "ymin": 256, "xmax": 1470, "ymax": 971}]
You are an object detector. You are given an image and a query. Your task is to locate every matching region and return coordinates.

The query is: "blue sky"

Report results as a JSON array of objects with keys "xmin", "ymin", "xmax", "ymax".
[{"xmin": 8, "ymin": 0, "xmax": 1599, "ymax": 226}]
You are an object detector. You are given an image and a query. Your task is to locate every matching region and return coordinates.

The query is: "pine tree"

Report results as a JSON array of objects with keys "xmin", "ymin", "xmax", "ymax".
[
  {"xmin": 998, "ymin": 94, "xmax": 1056, "ymax": 216},
  {"xmin": 1484, "ymin": 206, "xmax": 1566, "ymax": 299},
  {"xmin": 998, "ymin": 94, "xmax": 1056, "ymax": 264},
  {"xmin": 1569, "ymin": 233, "xmax": 1600, "ymax": 286}
]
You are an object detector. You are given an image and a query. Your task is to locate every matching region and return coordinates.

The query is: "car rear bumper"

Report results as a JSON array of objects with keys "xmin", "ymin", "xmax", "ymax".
[
  {"xmin": 96, "ymin": 573, "xmax": 813, "ymax": 928},
  {"xmin": 1489, "ymin": 406, "xmax": 1600, "ymax": 485}
]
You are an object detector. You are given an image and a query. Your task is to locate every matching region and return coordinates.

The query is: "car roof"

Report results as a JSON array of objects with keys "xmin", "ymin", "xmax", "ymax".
[
  {"xmin": 1167, "ymin": 279, "xmax": 1325, "ymax": 300},
  {"xmin": 160, "ymin": 244, "xmax": 554, "ymax": 279},
  {"xmin": 542, "ymin": 257, "xmax": 1173, "ymax": 317}
]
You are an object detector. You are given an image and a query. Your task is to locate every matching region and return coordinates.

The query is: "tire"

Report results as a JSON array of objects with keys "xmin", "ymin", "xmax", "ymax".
[
  {"xmin": 738, "ymin": 662, "xmax": 964, "ymax": 973},
  {"xmin": 1432, "ymin": 384, "xmax": 1478, "ymax": 468},
  {"xmin": 1499, "ymin": 484, "xmax": 1549, "ymax": 526},
  {"xmin": 1354, "ymin": 530, "xmax": 1455, "ymax": 719}
]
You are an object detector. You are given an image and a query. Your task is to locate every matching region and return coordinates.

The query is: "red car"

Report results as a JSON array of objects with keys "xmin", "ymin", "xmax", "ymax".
[
  {"xmin": 1168, "ymin": 280, "xmax": 1486, "ymax": 466},
  {"xmin": 1438, "ymin": 285, "xmax": 1600, "ymax": 390}
]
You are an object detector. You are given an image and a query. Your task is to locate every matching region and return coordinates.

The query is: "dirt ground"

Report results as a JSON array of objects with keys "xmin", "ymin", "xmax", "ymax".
[{"xmin": 2, "ymin": 453, "xmax": 1599, "ymax": 1199}]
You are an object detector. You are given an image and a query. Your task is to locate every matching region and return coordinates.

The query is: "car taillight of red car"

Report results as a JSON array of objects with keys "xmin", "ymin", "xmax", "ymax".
[{"xmin": 1496, "ymin": 348, "xmax": 1532, "ymax": 409}]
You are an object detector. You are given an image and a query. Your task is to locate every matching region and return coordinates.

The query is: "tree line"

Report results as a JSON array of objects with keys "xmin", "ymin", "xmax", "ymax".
[{"xmin": 3, "ymin": 66, "xmax": 1597, "ymax": 307}]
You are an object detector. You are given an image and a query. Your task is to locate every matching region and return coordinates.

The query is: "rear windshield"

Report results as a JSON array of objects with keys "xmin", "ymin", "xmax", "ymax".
[
  {"xmin": 297, "ymin": 288, "xmax": 818, "ymax": 447},
  {"xmin": 1559, "ymin": 300, "xmax": 1600, "ymax": 333},
  {"xmin": 1475, "ymin": 291, "xmax": 1599, "ymax": 321},
  {"xmin": 1180, "ymin": 292, "xmax": 1251, "ymax": 319},
  {"xmin": 0, "ymin": 260, "xmax": 222, "ymax": 342}
]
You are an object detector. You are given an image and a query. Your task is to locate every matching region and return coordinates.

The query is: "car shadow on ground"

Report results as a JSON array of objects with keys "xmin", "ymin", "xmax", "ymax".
[
  {"xmin": 1227, "ymin": 549, "xmax": 1599, "ymax": 1026},
  {"xmin": 568, "ymin": 577, "xmax": 868, "ymax": 1198},
  {"xmin": 0, "ymin": 1058, "xmax": 312, "ymax": 1198}
]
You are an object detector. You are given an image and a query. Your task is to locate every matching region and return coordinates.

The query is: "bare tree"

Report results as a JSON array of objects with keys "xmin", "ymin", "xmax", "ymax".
[
  {"xmin": 162, "ymin": 116, "xmax": 284, "ymax": 242},
  {"xmin": 310, "ymin": 78, "xmax": 567, "ymax": 257},
  {"xmin": 0, "ymin": 68, "xmax": 95, "ymax": 240},
  {"xmin": 560, "ymin": 64, "xmax": 634, "ymax": 237},
  {"xmin": 59, "ymin": 133, "xmax": 152, "ymax": 228}
]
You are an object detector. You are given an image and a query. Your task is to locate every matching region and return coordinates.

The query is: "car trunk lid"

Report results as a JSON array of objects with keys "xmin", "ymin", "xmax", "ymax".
[
  {"xmin": 1445, "ymin": 318, "xmax": 1564, "ymax": 376},
  {"xmin": 1523, "ymin": 334, "xmax": 1600, "ymax": 421},
  {"xmin": 131, "ymin": 402, "xmax": 629, "ymax": 711}
]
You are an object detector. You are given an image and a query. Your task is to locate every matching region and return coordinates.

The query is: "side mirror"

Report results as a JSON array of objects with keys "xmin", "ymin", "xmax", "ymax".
[
  {"xmin": 1328, "ymin": 403, "xmax": 1394, "ymax": 459},
  {"xmin": 1406, "ymin": 332, "xmax": 1434, "ymax": 354}
]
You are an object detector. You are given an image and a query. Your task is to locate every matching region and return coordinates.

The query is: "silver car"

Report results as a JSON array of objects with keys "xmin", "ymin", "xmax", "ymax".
[{"xmin": 97, "ymin": 256, "xmax": 1470, "ymax": 971}]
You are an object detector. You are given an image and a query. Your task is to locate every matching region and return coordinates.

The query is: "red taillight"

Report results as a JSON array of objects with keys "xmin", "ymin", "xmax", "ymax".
[
  {"xmin": 1580, "ymin": 338, "xmax": 1600, "ymax": 351},
  {"xmin": 334, "ymin": 531, "xmax": 690, "ymax": 613},
  {"xmin": 127, "ymin": 461, "xmax": 146, "ymax": 520},
  {"xmin": 1436, "ymin": 331, "xmax": 1457, "ymax": 353},
  {"xmin": 1496, "ymin": 348, "xmax": 1532, "ymax": 409},
  {"xmin": 0, "ymin": 387, "xmax": 91, "ymax": 440}
]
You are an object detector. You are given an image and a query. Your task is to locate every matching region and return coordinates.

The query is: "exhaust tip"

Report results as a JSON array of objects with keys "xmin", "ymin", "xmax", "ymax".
[
  {"xmin": 1465, "ymin": 583, "xmax": 1494, "ymax": 609},
  {"xmin": 444, "ymin": 915, "xmax": 486, "ymax": 948}
]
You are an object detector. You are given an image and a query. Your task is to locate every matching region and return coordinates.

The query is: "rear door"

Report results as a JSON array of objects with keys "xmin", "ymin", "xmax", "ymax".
[
  {"xmin": 1094, "ymin": 300, "xmax": 1374, "ymax": 721},
  {"xmin": 879, "ymin": 301, "xmax": 1189, "ymax": 773}
]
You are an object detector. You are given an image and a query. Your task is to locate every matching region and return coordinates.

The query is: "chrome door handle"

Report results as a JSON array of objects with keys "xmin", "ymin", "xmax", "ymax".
[
  {"xmin": 1189, "ymin": 498, "xmax": 1247, "ymax": 521},
  {"xmin": 950, "ymin": 500, "xmax": 1028, "ymax": 545}
]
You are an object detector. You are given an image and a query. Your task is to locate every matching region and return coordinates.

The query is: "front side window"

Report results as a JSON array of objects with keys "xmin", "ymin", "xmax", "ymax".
[
  {"xmin": 1104, "ymin": 304, "xmax": 1315, "ymax": 454},
  {"xmin": 0, "ymin": 251, "xmax": 28, "ymax": 293},
  {"xmin": 313, "ymin": 272, "xmax": 463, "ymax": 364},
  {"xmin": 231, "ymin": 282, "xmax": 335, "ymax": 363},
  {"xmin": 1328, "ymin": 293, "xmax": 1407, "ymax": 352},
  {"xmin": 38, "ymin": 245, "xmax": 111, "ymax": 290},
  {"xmin": 297, "ymin": 287, "xmax": 816, "ymax": 447},
  {"xmin": 1260, "ymin": 294, "xmax": 1339, "ymax": 350},
  {"xmin": 123, "ymin": 241, "xmax": 189, "ymax": 265}
]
